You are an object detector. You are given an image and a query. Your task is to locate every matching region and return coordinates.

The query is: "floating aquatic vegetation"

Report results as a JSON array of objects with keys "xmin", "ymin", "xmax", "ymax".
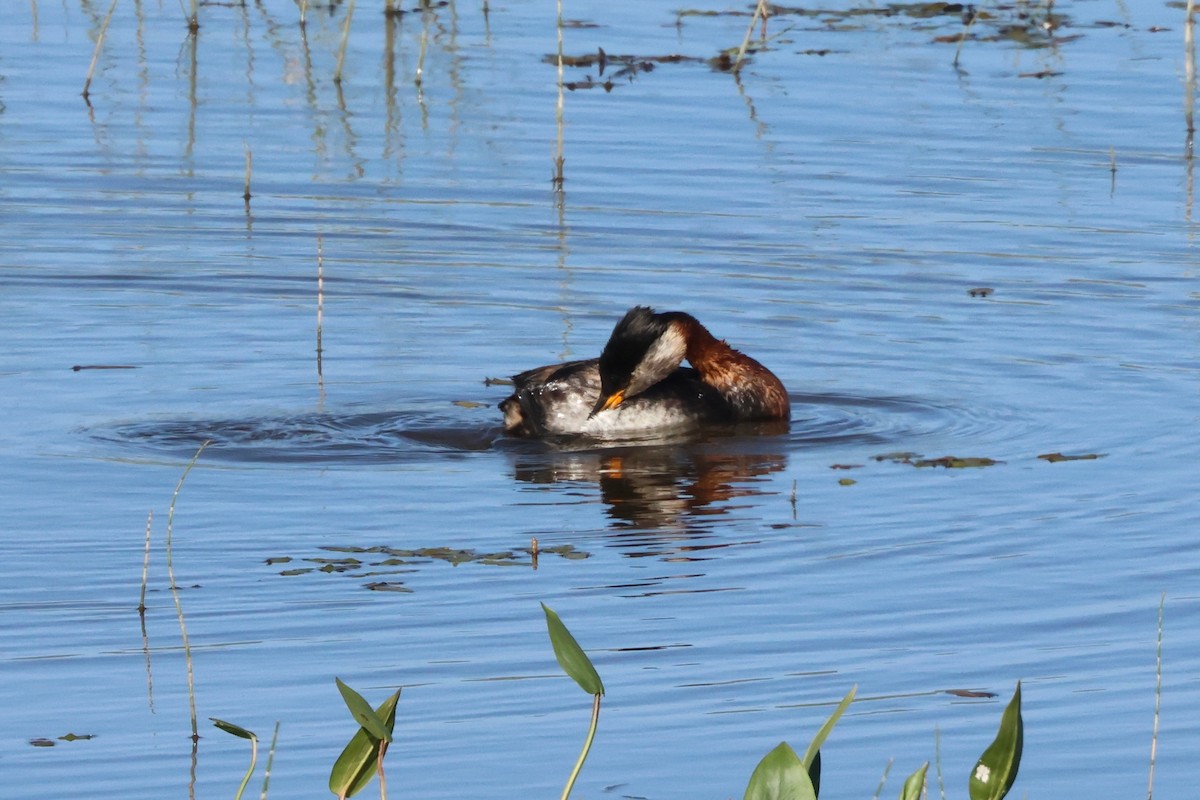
[
  {"xmin": 544, "ymin": 49, "xmax": 705, "ymax": 91},
  {"xmin": 1037, "ymin": 451, "xmax": 1105, "ymax": 462},
  {"xmin": 269, "ymin": 543, "xmax": 589, "ymax": 591},
  {"xmin": 872, "ymin": 451, "xmax": 924, "ymax": 463},
  {"xmin": 912, "ymin": 455, "xmax": 1003, "ymax": 468},
  {"xmin": 28, "ymin": 732, "xmax": 95, "ymax": 747}
]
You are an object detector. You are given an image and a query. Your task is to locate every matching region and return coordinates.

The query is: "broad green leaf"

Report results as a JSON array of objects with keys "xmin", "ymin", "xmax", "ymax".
[
  {"xmin": 968, "ymin": 681, "xmax": 1022, "ymax": 800},
  {"xmin": 335, "ymin": 678, "xmax": 392, "ymax": 743},
  {"xmin": 899, "ymin": 762, "xmax": 928, "ymax": 800},
  {"xmin": 329, "ymin": 688, "xmax": 400, "ymax": 799},
  {"xmin": 210, "ymin": 718, "xmax": 257, "ymax": 741},
  {"xmin": 744, "ymin": 741, "xmax": 817, "ymax": 800},
  {"xmin": 542, "ymin": 603, "xmax": 605, "ymax": 696},
  {"xmin": 800, "ymin": 685, "xmax": 856, "ymax": 770}
]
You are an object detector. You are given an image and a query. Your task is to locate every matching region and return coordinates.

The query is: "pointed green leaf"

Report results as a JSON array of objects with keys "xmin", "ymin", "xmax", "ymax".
[
  {"xmin": 210, "ymin": 718, "xmax": 257, "ymax": 741},
  {"xmin": 542, "ymin": 603, "xmax": 605, "ymax": 696},
  {"xmin": 744, "ymin": 741, "xmax": 817, "ymax": 800},
  {"xmin": 329, "ymin": 688, "xmax": 400, "ymax": 798},
  {"xmin": 899, "ymin": 762, "xmax": 928, "ymax": 800},
  {"xmin": 800, "ymin": 685, "xmax": 856, "ymax": 770},
  {"xmin": 968, "ymin": 681, "xmax": 1023, "ymax": 800},
  {"xmin": 335, "ymin": 678, "xmax": 392, "ymax": 743}
]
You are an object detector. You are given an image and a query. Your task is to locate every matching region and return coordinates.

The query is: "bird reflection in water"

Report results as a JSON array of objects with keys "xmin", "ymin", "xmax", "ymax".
[{"xmin": 508, "ymin": 438, "xmax": 789, "ymax": 554}]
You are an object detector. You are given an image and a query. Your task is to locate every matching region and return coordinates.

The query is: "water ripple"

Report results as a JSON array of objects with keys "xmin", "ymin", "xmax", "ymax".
[{"xmin": 88, "ymin": 392, "xmax": 1019, "ymax": 465}]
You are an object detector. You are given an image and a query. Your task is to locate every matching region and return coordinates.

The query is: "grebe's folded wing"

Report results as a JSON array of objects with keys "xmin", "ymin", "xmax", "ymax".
[{"xmin": 509, "ymin": 358, "xmax": 597, "ymax": 391}]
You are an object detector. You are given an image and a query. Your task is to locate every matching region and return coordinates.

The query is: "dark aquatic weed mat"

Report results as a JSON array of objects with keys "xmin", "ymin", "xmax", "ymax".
[
  {"xmin": 268, "ymin": 543, "xmax": 590, "ymax": 591},
  {"xmin": 543, "ymin": 50, "xmax": 706, "ymax": 91},
  {"xmin": 550, "ymin": 1, "xmax": 1094, "ymax": 90},
  {"xmin": 677, "ymin": 1, "xmax": 1102, "ymax": 52}
]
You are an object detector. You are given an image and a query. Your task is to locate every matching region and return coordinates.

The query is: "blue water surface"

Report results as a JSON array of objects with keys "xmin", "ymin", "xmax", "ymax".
[{"xmin": 2, "ymin": 1, "xmax": 1199, "ymax": 798}]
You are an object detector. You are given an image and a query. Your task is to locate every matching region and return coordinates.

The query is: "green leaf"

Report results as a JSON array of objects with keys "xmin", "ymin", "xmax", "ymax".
[
  {"xmin": 329, "ymin": 688, "xmax": 401, "ymax": 798},
  {"xmin": 542, "ymin": 603, "xmax": 605, "ymax": 696},
  {"xmin": 800, "ymin": 685, "xmax": 856, "ymax": 770},
  {"xmin": 335, "ymin": 678, "xmax": 392, "ymax": 743},
  {"xmin": 899, "ymin": 762, "xmax": 928, "ymax": 800},
  {"xmin": 744, "ymin": 741, "xmax": 817, "ymax": 800},
  {"xmin": 968, "ymin": 681, "xmax": 1023, "ymax": 800},
  {"xmin": 210, "ymin": 718, "xmax": 257, "ymax": 741}
]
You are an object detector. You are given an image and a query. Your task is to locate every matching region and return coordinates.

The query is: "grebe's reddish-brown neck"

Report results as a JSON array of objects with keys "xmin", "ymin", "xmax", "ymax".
[{"xmin": 664, "ymin": 312, "xmax": 790, "ymax": 421}]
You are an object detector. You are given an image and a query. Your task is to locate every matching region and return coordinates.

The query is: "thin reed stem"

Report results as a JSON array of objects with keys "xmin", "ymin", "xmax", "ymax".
[
  {"xmin": 139, "ymin": 509, "xmax": 153, "ymax": 613},
  {"xmin": 934, "ymin": 726, "xmax": 946, "ymax": 799},
  {"xmin": 1186, "ymin": 0, "xmax": 1196, "ymax": 142},
  {"xmin": 166, "ymin": 441, "xmax": 211, "ymax": 742},
  {"xmin": 733, "ymin": 0, "xmax": 767, "ymax": 73},
  {"xmin": 243, "ymin": 145, "xmax": 253, "ymax": 203},
  {"xmin": 334, "ymin": 0, "xmax": 356, "ymax": 84},
  {"xmin": 316, "ymin": 234, "xmax": 324, "ymax": 382},
  {"xmin": 553, "ymin": 0, "xmax": 565, "ymax": 187},
  {"xmin": 259, "ymin": 721, "xmax": 280, "ymax": 800},
  {"xmin": 871, "ymin": 757, "xmax": 894, "ymax": 800},
  {"xmin": 1147, "ymin": 593, "xmax": 1165, "ymax": 800},
  {"xmin": 953, "ymin": 5, "xmax": 981, "ymax": 68},
  {"xmin": 82, "ymin": 0, "xmax": 119, "ymax": 102},
  {"xmin": 179, "ymin": 0, "xmax": 198, "ymax": 32},
  {"xmin": 416, "ymin": 19, "xmax": 429, "ymax": 89}
]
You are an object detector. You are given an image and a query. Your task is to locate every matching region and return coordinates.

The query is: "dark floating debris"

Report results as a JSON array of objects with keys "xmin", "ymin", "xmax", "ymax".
[
  {"xmin": 1037, "ymin": 452, "xmax": 1105, "ymax": 463},
  {"xmin": 946, "ymin": 688, "xmax": 997, "ymax": 698},
  {"xmin": 968, "ymin": 287, "xmax": 994, "ymax": 298},
  {"xmin": 71, "ymin": 364, "xmax": 137, "ymax": 371},
  {"xmin": 364, "ymin": 582, "xmax": 414, "ymax": 593},
  {"xmin": 872, "ymin": 451, "xmax": 923, "ymax": 463},
  {"xmin": 912, "ymin": 456, "xmax": 1002, "ymax": 468},
  {"xmin": 546, "ymin": 50, "xmax": 704, "ymax": 91}
]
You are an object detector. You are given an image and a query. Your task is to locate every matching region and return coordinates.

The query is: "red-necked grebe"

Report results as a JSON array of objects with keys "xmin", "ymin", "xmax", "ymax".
[{"xmin": 500, "ymin": 306, "xmax": 789, "ymax": 438}]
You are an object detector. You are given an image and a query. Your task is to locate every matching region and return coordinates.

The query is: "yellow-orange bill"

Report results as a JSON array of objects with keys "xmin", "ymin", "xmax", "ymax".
[{"xmin": 600, "ymin": 390, "xmax": 625, "ymax": 411}]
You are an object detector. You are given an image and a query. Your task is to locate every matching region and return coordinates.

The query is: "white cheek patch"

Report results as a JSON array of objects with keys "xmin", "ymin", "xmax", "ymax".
[{"xmin": 627, "ymin": 326, "xmax": 686, "ymax": 397}]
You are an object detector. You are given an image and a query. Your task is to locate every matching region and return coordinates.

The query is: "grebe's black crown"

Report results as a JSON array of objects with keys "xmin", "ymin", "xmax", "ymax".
[{"xmin": 597, "ymin": 306, "xmax": 669, "ymax": 380}]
